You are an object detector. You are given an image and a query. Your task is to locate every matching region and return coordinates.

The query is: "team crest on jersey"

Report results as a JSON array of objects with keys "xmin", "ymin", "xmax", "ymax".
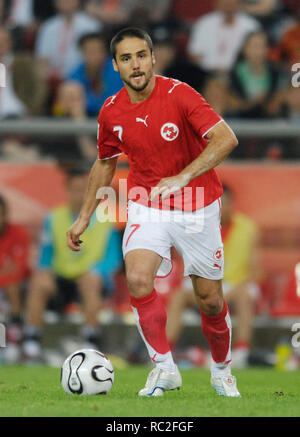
[
  {"xmin": 160, "ymin": 123, "xmax": 179, "ymax": 142},
  {"xmin": 213, "ymin": 247, "xmax": 223, "ymax": 261}
]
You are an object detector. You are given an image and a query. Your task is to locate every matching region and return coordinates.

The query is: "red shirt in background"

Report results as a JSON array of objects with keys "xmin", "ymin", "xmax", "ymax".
[{"xmin": 0, "ymin": 224, "xmax": 30, "ymax": 288}]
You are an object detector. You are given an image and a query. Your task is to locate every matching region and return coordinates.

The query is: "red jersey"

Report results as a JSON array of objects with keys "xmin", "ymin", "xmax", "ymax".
[
  {"xmin": 0, "ymin": 224, "xmax": 29, "ymax": 288},
  {"xmin": 97, "ymin": 75, "xmax": 223, "ymax": 211}
]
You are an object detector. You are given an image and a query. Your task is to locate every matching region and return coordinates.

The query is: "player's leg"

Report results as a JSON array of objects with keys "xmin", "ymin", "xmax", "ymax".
[
  {"xmin": 172, "ymin": 198, "xmax": 240, "ymax": 396},
  {"xmin": 125, "ymin": 248, "xmax": 182, "ymax": 396},
  {"xmin": 76, "ymin": 271, "xmax": 103, "ymax": 349},
  {"xmin": 23, "ymin": 270, "xmax": 56, "ymax": 361},
  {"xmin": 191, "ymin": 275, "xmax": 240, "ymax": 397}
]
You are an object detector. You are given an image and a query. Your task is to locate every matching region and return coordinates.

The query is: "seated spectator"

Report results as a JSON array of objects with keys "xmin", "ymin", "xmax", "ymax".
[
  {"xmin": 229, "ymin": 31, "xmax": 284, "ymax": 118},
  {"xmin": 0, "ymin": 195, "xmax": 30, "ymax": 363},
  {"xmin": 0, "ymin": 26, "xmax": 26, "ymax": 119},
  {"xmin": 187, "ymin": 0, "xmax": 260, "ymax": 72},
  {"xmin": 50, "ymin": 81, "xmax": 98, "ymax": 165},
  {"xmin": 166, "ymin": 184, "xmax": 262, "ymax": 368},
  {"xmin": 153, "ymin": 33, "xmax": 208, "ymax": 92},
  {"xmin": 203, "ymin": 74, "xmax": 239, "ymax": 117},
  {"xmin": 35, "ymin": 0, "xmax": 101, "ymax": 82},
  {"xmin": 268, "ymin": 85, "xmax": 300, "ymax": 122},
  {"xmin": 67, "ymin": 32, "xmax": 123, "ymax": 117},
  {"xmin": 0, "ymin": 26, "xmax": 47, "ymax": 119},
  {"xmin": 22, "ymin": 169, "xmax": 123, "ymax": 363},
  {"xmin": 52, "ymin": 80, "xmax": 86, "ymax": 119}
]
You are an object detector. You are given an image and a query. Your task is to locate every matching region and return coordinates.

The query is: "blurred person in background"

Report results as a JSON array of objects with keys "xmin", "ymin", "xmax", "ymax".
[
  {"xmin": 0, "ymin": 195, "xmax": 30, "ymax": 363},
  {"xmin": 67, "ymin": 32, "xmax": 123, "ymax": 117},
  {"xmin": 35, "ymin": 0, "xmax": 101, "ymax": 83},
  {"xmin": 187, "ymin": 0, "xmax": 260, "ymax": 73},
  {"xmin": 229, "ymin": 31, "xmax": 284, "ymax": 118},
  {"xmin": 167, "ymin": 184, "xmax": 262, "ymax": 368},
  {"xmin": 153, "ymin": 32, "xmax": 208, "ymax": 92},
  {"xmin": 203, "ymin": 74, "xmax": 239, "ymax": 118},
  {"xmin": 0, "ymin": 26, "xmax": 26, "ymax": 118},
  {"xmin": 0, "ymin": 0, "xmax": 56, "ymax": 52},
  {"xmin": 268, "ymin": 85, "xmax": 300, "ymax": 127},
  {"xmin": 85, "ymin": 0, "xmax": 171, "ymax": 30},
  {"xmin": 0, "ymin": 26, "xmax": 47, "ymax": 119},
  {"xmin": 50, "ymin": 81, "xmax": 98, "ymax": 165},
  {"xmin": 276, "ymin": 2, "xmax": 300, "ymax": 68},
  {"xmin": 22, "ymin": 169, "xmax": 122, "ymax": 363}
]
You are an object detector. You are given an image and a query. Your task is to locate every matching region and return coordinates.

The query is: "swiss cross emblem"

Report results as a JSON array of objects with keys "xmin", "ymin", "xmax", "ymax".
[
  {"xmin": 160, "ymin": 122, "xmax": 179, "ymax": 141},
  {"xmin": 213, "ymin": 248, "xmax": 223, "ymax": 261}
]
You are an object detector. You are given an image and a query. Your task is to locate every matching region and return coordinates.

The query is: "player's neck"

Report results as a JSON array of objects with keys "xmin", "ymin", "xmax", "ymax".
[{"xmin": 126, "ymin": 75, "xmax": 156, "ymax": 104}]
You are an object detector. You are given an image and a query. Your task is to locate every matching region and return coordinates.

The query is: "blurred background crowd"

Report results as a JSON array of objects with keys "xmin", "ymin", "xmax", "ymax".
[
  {"xmin": 0, "ymin": 0, "xmax": 299, "ymax": 162},
  {"xmin": 0, "ymin": 0, "xmax": 299, "ymax": 370}
]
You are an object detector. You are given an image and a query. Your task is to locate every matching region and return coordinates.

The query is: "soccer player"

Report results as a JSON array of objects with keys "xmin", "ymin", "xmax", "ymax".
[{"xmin": 67, "ymin": 28, "xmax": 241, "ymax": 397}]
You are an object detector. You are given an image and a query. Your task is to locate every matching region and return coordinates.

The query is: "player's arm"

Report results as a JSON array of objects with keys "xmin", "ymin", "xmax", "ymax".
[
  {"xmin": 150, "ymin": 121, "xmax": 238, "ymax": 200},
  {"xmin": 67, "ymin": 157, "xmax": 118, "ymax": 251},
  {"xmin": 179, "ymin": 121, "xmax": 238, "ymax": 182}
]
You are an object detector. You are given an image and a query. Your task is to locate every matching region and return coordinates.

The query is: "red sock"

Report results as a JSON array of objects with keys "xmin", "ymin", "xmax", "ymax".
[
  {"xmin": 130, "ymin": 289, "xmax": 171, "ymax": 362},
  {"xmin": 200, "ymin": 300, "xmax": 231, "ymax": 364}
]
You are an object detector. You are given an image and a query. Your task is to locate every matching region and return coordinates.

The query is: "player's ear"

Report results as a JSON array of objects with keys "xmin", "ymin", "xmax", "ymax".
[
  {"xmin": 152, "ymin": 52, "xmax": 156, "ymax": 65},
  {"xmin": 112, "ymin": 58, "xmax": 119, "ymax": 72}
]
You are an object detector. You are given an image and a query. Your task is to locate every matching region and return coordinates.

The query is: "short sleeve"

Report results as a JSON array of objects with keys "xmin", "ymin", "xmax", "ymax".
[
  {"xmin": 178, "ymin": 82, "xmax": 223, "ymax": 138},
  {"xmin": 97, "ymin": 107, "xmax": 122, "ymax": 160}
]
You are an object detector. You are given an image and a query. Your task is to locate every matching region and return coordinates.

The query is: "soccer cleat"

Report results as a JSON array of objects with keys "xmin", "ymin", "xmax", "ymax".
[
  {"xmin": 138, "ymin": 365, "xmax": 182, "ymax": 397},
  {"xmin": 211, "ymin": 375, "xmax": 241, "ymax": 397}
]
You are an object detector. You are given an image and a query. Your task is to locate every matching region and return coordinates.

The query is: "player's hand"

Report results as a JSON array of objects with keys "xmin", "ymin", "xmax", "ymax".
[
  {"xmin": 149, "ymin": 173, "xmax": 191, "ymax": 201},
  {"xmin": 66, "ymin": 218, "xmax": 90, "ymax": 251}
]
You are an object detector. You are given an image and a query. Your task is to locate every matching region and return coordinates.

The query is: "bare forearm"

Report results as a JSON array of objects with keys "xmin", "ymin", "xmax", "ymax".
[
  {"xmin": 79, "ymin": 158, "xmax": 117, "ymax": 222},
  {"xmin": 179, "ymin": 122, "xmax": 238, "ymax": 183}
]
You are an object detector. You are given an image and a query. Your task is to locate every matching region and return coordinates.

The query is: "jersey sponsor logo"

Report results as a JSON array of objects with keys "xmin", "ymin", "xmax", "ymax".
[
  {"xmin": 113, "ymin": 125, "xmax": 123, "ymax": 142},
  {"xmin": 160, "ymin": 123, "xmax": 179, "ymax": 141},
  {"xmin": 136, "ymin": 115, "xmax": 149, "ymax": 127},
  {"xmin": 213, "ymin": 247, "xmax": 223, "ymax": 261},
  {"xmin": 214, "ymin": 263, "xmax": 222, "ymax": 271},
  {"xmin": 168, "ymin": 79, "xmax": 181, "ymax": 94},
  {"xmin": 106, "ymin": 95, "xmax": 117, "ymax": 106}
]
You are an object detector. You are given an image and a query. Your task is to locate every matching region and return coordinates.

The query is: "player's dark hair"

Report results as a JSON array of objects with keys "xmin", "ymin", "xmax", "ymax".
[
  {"xmin": 0, "ymin": 195, "xmax": 7, "ymax": 214},
  {"xmin": 78, "ymin": 32, "xmax": 108, "ymax": 50},
  {"xmin": 110, "ymin": 27, "xmax": 153, "ymax": 60}
]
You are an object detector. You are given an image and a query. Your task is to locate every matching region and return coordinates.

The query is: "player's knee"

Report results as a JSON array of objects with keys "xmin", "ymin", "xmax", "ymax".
[
  {"xmin": 126, "ymin": 270, "xmax": 154, "ymax": 297},
  {"xmin": 200, "ymin": 293, "xmax": 223, "ymax": 315}
]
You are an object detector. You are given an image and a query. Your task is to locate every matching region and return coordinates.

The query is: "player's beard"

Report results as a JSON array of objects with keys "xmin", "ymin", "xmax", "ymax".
[{"xmin": 123, "ymin": 71, "xmax": 151, "ymax": 92}]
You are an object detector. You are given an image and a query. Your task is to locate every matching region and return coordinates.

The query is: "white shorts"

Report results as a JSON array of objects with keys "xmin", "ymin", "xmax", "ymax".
[{"xmin": 122, "ymin": 198, "xmax": 223, "ymax": 280}]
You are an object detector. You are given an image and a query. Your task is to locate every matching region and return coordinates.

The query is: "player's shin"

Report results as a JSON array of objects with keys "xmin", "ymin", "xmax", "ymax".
[
  {"xmin": 130, "ymin": 289, "xmax": 176, "ymax": 372},
  {"xmin": 200, "ymin": 300, "xmax": 232, "ymax": 377}
]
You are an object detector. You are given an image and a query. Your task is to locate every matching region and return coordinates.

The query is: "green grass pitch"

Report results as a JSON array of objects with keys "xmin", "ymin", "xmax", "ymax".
[{"xmin": 0, "ymin": 365, "xmax": 299, "ymax": 417}]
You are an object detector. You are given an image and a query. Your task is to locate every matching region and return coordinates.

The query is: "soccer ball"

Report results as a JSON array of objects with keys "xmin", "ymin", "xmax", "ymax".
[{"xmin": 61, "ymin": 349, "xmax": 114, "ymax": 395}]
